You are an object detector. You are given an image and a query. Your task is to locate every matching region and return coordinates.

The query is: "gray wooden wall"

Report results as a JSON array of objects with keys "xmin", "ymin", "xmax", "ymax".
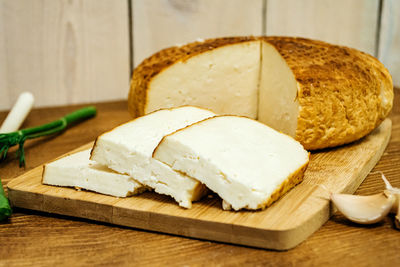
[{"xmin": 1, "ymin": 0, "xmax": 399, "ymax": 110}]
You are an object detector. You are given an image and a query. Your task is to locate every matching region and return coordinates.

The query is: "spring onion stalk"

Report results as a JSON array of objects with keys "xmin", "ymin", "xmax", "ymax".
[
  {"xmin": 0, "ymin": 92, "xmax": 35, "ymax": 133},
  {"xmin": 0, "ymin": 106, "xmax": 97, "ymax": 167},
  {"xmin": 0, "ymin": 178, "xmax": 12, "ymax": 221}
]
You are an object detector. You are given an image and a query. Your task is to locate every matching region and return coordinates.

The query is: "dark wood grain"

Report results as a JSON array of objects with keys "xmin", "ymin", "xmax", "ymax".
[{"xmin": 1, "ymin": 94, "xmax": 400, "ymax": 266}]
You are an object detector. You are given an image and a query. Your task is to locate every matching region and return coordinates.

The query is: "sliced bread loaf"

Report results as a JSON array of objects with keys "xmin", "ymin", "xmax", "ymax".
[
  {"xmin": 42, "ymin": 149, "xmax": 145, "ymax": 197},
  {"xmin": 90, "ymin": 106, "xmax": 215, "ymax": 208},
  {"xmin": 153, "ymin": 116, "xmax": 310, "ymax": 211}
]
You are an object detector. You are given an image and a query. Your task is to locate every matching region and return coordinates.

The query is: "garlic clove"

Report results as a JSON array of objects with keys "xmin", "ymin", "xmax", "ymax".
[
  {"xmin": 394, "ymin": 203, "xmax": 400, "ymax": 230},
  {"xmin": 380, "ymin": 173, "xmax": 400, "ymax": 229},
  {"xmin": 331, "ymin": 192, "xmax": 395, "ymax": 224},
  {"xmin": 390, "ymin": 192, "xmax": 400, "ymax": 229},
  {"xmin": 384, "ymin": 190, "xmax": 399, "ymax": 214}
]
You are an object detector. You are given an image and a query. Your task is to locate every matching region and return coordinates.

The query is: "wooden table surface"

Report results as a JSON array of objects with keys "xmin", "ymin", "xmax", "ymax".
[{"xmin": 1, "ymin": 92, "xmax": 400, "ymax": 266}]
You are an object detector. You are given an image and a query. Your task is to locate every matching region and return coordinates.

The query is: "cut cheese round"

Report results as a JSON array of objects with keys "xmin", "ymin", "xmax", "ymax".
[
  {"xmin": 129, "ymin": 36, "xmax": 393, "ymax": 150},
  {"xmin": 153, "ymin": 115, "xmax": 310, "ymax": 211}
]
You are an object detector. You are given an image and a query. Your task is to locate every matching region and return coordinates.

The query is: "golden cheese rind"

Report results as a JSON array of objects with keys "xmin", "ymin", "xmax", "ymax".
[
  {"xmin": 264, "ymin": 37, "xmax": 393, "ymax": 149},
  {"xmin": 257, "ymin": 159, "xmax": 309, "ymax": 210},
  {"xmin": 129, "ymin": 36, "xmax": 393, "ymax": 150}
]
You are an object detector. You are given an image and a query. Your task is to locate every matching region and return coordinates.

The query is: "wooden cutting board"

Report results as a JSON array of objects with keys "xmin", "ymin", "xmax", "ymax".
[{"xmin": 7, "ymin": 119, "xmax": 392, "ymax": 250}]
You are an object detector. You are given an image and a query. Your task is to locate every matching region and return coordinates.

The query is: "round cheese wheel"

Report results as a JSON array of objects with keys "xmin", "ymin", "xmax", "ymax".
[{"xmin": 128, "ymin": 36, "xmax": 393, "ymax": 150}]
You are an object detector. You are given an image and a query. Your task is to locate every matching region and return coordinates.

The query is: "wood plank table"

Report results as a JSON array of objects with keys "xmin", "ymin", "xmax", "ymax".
[{"xmin": 1, "ymin": 92, "xmax": 400, "ymax": 266}]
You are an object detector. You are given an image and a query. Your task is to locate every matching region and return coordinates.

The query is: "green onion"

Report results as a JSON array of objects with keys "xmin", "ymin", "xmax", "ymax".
[
  {"xmin": 0, "ymin": 178, "xmax": 12, "ymax": 221},
  {"xmin": 0, "ymin": 106, "xmax": 97, "ymax": 167}
]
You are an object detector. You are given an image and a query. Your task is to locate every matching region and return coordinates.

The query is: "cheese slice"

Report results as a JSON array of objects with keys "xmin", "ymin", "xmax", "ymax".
[
  {"xmin": 90, "ymin": 106, "xmax": 215, "ymax": 208},
  {"xmin": 153, "ymin": 115, "xmax": 310, "ymax": 211},
  {"xmin": 42, "ymin": 149, "xmax": 144, "ymax": 197}
]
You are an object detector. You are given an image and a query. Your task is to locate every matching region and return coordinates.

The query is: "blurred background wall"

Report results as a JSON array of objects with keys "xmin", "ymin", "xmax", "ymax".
[{"xmin": 0, "ymin": 0, "xmax": 399, "ymax": 110}]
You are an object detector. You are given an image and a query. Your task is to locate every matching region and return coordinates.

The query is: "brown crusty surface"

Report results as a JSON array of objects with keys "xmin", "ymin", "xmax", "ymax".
[
  {"xmin": 263, "ymin": 37, "xmax": 393, "ymax": 149},
  {"xmin": 129, "ymin": 36, "xmax": 393, "ymax": 150}
]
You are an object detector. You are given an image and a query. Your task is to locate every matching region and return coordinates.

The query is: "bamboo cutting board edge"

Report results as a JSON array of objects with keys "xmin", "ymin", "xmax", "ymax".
[{"xmin": 7, "ymin": 119, "xmax": 392, "ymax": 250}]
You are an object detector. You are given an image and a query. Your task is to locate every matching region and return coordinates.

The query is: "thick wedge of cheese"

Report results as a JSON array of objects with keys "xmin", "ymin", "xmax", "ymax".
[
  {"xmin": 131, "ymin": 38, "xmax": 260, "ymax": 119},
  {"xmin": 42, "ymin": 149, "xmax": 145, "ymax": 197},
  {"xmin": 153, "ymin": 116, "xmax": 310, "ymax": 211},
  {"xmin": 90, "ymin": 106, "xmax": 215, "ymax": 208},
  {"xmin": 129, "ymin": 36, "xmax": 393, "ymax": 150}
]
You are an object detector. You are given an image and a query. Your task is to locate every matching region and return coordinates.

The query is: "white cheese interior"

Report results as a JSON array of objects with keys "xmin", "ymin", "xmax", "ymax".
[
  {"xmin": 258, "ymin": 42, "xmax": 299, "ymax": 137},
  {"xmin": 146, "ymin": 41, "xmax": 260, "ymax": 118},
  {"xmin": 145, "ymin": 40, "xmax": 300, "ymax": 137},
  {"xmin": 153, "ymin": 116, "xmax": 309, "ymax": 211},
  {"xmin": 91, "ymin": 106, "xmax": 215, "ymax": 208},
  {"xmin": 42, "ymin": 149, "xmax": 144, "ymax": 197}
]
